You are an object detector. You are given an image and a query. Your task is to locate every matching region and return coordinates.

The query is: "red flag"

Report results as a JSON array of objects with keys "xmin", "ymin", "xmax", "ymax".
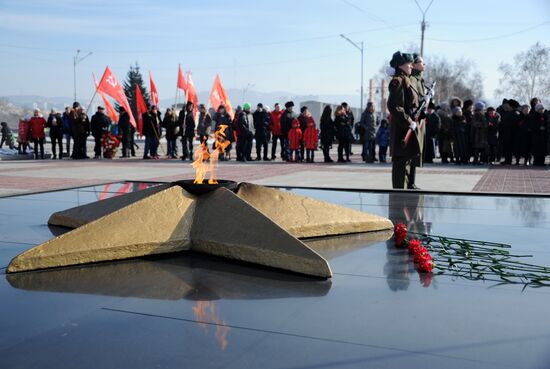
[
  {"xmin": 177, "ymin": 64, "xmax": 188, "ymax": 92},
  {"xmin": 149, "ymin": 71, "xmax": 159, "ymax": 107},
  {"xmin": 97, "ymin": 66, "xmax": 136, "ymax": 128},
  {"xmin": 93, "ymin": 73, "xmax": 118, "ymax": 123},
  {"xmin": 135, "ymin": 84, "xmax": 148, "ymax": 136},
  {"xmin": 187, "ymin": 72, "xmax": 198, "ymax": 110},
  {"xmin": 209, "ymin": 74, "xmax": 234, "ymax": 118}
]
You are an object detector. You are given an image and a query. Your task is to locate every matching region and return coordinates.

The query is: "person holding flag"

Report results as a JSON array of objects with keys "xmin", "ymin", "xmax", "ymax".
[{"xmin": 118, "ymin": 106, "xmax": 132, "ymax": 158}]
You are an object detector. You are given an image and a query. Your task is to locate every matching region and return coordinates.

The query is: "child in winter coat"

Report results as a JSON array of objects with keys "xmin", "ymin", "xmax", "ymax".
[
  {"xmin": 288, "ymin": 119, "xmax": 302, "ymax": 162},
  {"xmin": 0, "ymin": 122, "xmax": 14, "ymax": 150},
  {"xmin": 375, "ymin": 119, "xmax": 390, "ymax": 163},
  {"xmin": 17, "ymin": 118, "xmax": 30, "ymax": 154},
  {"xmin": 302, "ymin": 118, "xmax": 318, "ymax": 162}
]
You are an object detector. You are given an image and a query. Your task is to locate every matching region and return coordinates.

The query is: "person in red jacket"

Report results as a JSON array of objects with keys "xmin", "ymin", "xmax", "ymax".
[
  {"xmin": 28, "ymin": 109, "xmax": 47, "ymax": 159},
  {"xmin": 269, "ymin": 103, "xmax": 284, "ymax": 160},
  {"xmin": 288, "ymin": 118, "xmax": 302, "ymax": 162},
  {"xmin": 303, "ymin": 118, "xmax": 319, "ymax": 163}
]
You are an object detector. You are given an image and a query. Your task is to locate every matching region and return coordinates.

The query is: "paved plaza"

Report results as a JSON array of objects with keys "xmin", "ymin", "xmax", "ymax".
[{"xmin": 1, "ymin": 141, "xmax": 549, "ymax": 197}]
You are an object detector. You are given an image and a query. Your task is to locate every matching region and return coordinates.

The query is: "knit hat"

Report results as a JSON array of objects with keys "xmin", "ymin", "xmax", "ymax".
[
  {"xmin": 257, "ymin": 103, "xmax": 263, "ymax": 108},
  {"xmin": 285, "ymin": 101, "xmax": 294, "ymax": 108},
  {"xmin": 243, "ymin": 102, "xmax": 251, "ymax": 111},
  {"xmin": 535, "ymin": 103, "xmax": 545, "ymax": 112},
  {"xmin": 452, "ymin": 106, "xmax": 462, "ymax": 114},
  {"xmin": 474, "ymin": 101, "xmax": 486, "ymax": 111},
  {"xmin": 508, "ymin": 99, "xmax": 520, "ymax": 109}
]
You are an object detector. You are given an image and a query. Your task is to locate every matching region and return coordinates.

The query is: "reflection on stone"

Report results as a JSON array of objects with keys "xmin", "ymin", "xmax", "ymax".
[{"xmin": 6, "ymin": 253, "xmax": 332, "ymax": 301}]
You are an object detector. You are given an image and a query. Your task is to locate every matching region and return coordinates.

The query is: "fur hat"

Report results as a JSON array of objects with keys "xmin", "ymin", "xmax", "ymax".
[
  {"xmin": 285, "ymin": 101, "xmax": 294, "ymax": 108},
  {"xmin": 389, "ymin": 51, "xmax": 413, "ymax": 68},
  {"xmin": 508, "ymin": 99, "xmax": 520, "ymax": 109}
]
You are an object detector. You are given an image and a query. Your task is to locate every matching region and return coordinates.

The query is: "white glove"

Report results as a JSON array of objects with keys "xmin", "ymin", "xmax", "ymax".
[{"xmin": 409, "ymin": 121, "xmax": 417, "ymax": 131}]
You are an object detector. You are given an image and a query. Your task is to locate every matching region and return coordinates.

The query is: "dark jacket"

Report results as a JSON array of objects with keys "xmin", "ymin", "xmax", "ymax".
[
  {"xmin": 486, "ymin": 111, "xmax": 500, "ymax": 146},
  {"xmin": 69, "ymin": 109, "xmax": 90, "ymax": 138},
  {"xmin": 213, "ymin": 112, "xmax": 234, "ymax": 142},
  {"xmin": 197, "ymin": 112, "xmax": 212, "ymax": 137},
  {"xmin": 470, "ymin": 112, "xmax": 488, "ymax": 149},
  {"xmin": 234, "ymin": 111, "xmax": 252, "ymax": 138},
  {"xmin": 387, "ymin": 70, "xmax": 420, "ymax": 157},
  {"xmin": 280, "ymin": 109, "xmax": 296, "ymax": 137},
  {"xmin": 47, "ymin": 113, "xmax": 64, "ymax": 138},
  {"xmin": 335, "ymin": 114, "xmax": 353, "ymax": 141},
  {"xmin": 376, "ymin": 125, "xmax": 389, "ymax": 147},
  {"xmin": 90, "ymin": 112, "xmax": 111, "ymax": 138},
  {"xmin": 358, "ymin": 110, "xmax": 377, "ymax": 142},
  {"xmin": 530, "ymin": 111, "xmax": 548, "ymax": 157},
  {"xmin": 320, "ymin": 115, "xmax": 335, "ymax": 144},
  {"xmin": 162, "ymin": 112, "xmax": 179, "ymax": 140},
  {"xmin": 252, "ymin": 110, "xmax": 269, "ymax": 140},
  {"xmin": 118, "ymin": 112, "xmax": 132, "ymax": 138},
  {"xmin": 184, "ymin": 111, "xmax": 196, "ymax": 138},
  {"xmin": 142, "ymin": 110, "xmax": 161, "ymax": 138}
]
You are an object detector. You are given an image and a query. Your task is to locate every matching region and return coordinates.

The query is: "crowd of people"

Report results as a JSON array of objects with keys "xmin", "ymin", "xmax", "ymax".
[{"xmin": 2, "ymin": 95, "xmax": 548, "ymax": 167}]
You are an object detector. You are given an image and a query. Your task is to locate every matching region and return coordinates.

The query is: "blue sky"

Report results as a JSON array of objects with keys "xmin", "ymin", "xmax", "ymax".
[{"xmin": 1, "ymin": 0, "xmax": 549, "ymax": 104}]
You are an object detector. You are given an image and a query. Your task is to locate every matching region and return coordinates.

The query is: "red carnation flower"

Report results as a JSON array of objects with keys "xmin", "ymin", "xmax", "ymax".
[
  {"xmin": 408, "ymin": 239, "xmax": 421, "ymax": 254},
  {"xmin": 394, "ymin": 223, "xmax": 408, "ymax": 247},
  {"xmin": 418, "ymin": 258, "xmax": 433, "ymax": 273},
  {"xmin": 413, "ymin": 246, "xmax": 428, "ymax": 263}
]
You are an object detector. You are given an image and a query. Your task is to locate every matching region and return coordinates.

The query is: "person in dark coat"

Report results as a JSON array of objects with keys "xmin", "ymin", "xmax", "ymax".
[
  {"xmin": 451, "ymin": 107, "xmax": 468, "ymax": 165},
  {"xmin": 470, "ymin": 102, "xmax": 488, "ymax": 165},
  {"xmin": 197, "ymin": 104, "xmax": 212, "ymax": 145},
  {"xmin": 515, "ymin": 105, "xmax": 531, "ymax": 165},
  {"xmin": 335, "ymin": 105, "xmax": 352, "ymax": 163},
  {"xmin": 485, "ymin": 107, "xmax": 500, "ymax": 164},
  {"xmin": 436, "ymin": 104, "xmax": 453, "ymax": 163},
  {"xmin": 387, "ymin": 51, "xmax": 420, "ymax": 188},
  {"xmin": 423, "ymin": 102, "xmax": 440, "ymax": 163},
  {"xmin": 530, "ymin": 103, "xmax": 548, "ymax": 166},
  {"xmin": 142, "ymin": 105, "xmax": 161, "ymax": 159},
  {"xmin": 297, "ymin": 106, "xmax": 312, "ymax": 161},
  {"xmin": 269, "ymin": 103, "xmax": 284, "ymax": 160},
  {"xmin": 62, "ymin": 107, "xmax": 72, "ymax": 157},
  {"xmin": 47, "ymin": 109, "xmax": 64, "ymax": 159},
  {"xmin": 235, "ymin": 103, "xmax": 253, "ymax": 162},
  {"xmin": 90, "ymin": 106, "xmax": 111, "ymax": 159},
  {"xmin": 376, "ymin": 119, "xmax": 390, "ymax": 163},
  {"xmin": 252, "ymin": 103, "xmax": 270, "ymax": 160},
  {"xmin": 118, "ymin": 107, "xmax": 131, "ymax": 158},
  {"xmin": 279, "ymin": 101, "xmax": 296, "ymax": 161},
  {"xmin": 69, "ymin": 102, "xmax": 90, "ymax": 159},
  {"xmin": 181, "ymin": 102, "xmax": 195, "ymax": 161},
  {"xmin": 341, "ymin": 102, "xmax": 355, "ymax": 157},
  {"xmin": 499, "ymin": 99, "xmax": 520, "ymax": 165},
  {"xmin": 212, "ymin": 105, "xmax": 233, "ymax": 160},
  {"xmin": 163, "ymin": 108, "xmax": 178, "ymax": 158},
  {"xmin": 358, "ymin": 102, "xmax": 377, "ymax": 163},
  {"xmin": 319, "ymin": 105, "xmax": 334, "ymax": 163}
]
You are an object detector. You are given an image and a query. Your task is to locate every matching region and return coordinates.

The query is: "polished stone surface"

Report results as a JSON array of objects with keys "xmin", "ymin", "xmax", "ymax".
[{"xmin": 1, "ymin": 182, "xmax": 550, "ymax": 369}]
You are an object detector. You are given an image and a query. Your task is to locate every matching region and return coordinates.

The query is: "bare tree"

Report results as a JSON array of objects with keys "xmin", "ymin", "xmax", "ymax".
[{"xmin": 496, "ymin": 42, "xmax": 550, "ymax": 103}]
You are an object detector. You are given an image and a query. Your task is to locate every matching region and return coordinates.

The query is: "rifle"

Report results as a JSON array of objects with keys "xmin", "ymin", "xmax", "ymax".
[{"xmin": 404, "ymin": 81, "xmax": 436, "ymax": 145}]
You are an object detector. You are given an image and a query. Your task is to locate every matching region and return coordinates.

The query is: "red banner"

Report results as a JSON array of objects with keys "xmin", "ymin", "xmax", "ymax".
[
  {"xmin": 97, "ymin": 66, "xmax": 136, "ymax": 128},
  {"xmin": 177, "ymin": 64, "xmax": 188, "ymax": 93},
  {"xmin": 149, "ymin": 71, "xmax": 159, "ymax": 107},
  {"xmin": 209, "ymin": 74, "xmax": 234, "ymax": 118},
  {"xmin": 187, "ymin": 72, "xmax": 198, "ymax": 116},
  {"xmin": 93, "ymin": 73, "xmax": 118, "ymax": 123},
  {"xmin": 135, "ymin": 84, "xmax": 148, "ymax": 136}
]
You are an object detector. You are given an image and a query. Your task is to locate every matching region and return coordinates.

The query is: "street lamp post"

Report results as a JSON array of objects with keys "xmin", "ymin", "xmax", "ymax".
[
  {"xmin": 340, "ymin": 34, "xmax": 364, "ymax": 113},
  {"xmin": 242, "ymin": 83, "xmax": 254, "ymax": 103},
  {"xmin": 73, "ymin": 49, "xmax": 93, "ymax": 102}
]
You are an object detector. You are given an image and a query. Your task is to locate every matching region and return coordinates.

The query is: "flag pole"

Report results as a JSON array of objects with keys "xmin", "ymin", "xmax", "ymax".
[{"xmin": 85, "ymin": 74, "xmax": 100, "ymax": 114}]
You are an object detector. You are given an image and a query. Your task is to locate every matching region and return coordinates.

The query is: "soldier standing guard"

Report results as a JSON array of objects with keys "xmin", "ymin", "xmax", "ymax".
[
  {"xmin": 387, "ymin": 51, "xmax": 420, "ymax": 189},
  {"xmin": 408, "ymin": 53, "xmax": 427, "ymax": 189}
]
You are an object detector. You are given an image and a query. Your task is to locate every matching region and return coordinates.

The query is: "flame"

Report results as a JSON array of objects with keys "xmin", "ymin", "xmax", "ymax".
[
  {"xmin": 192, "ymin": 124, "xmax": 231, "ymax": 185},
  {"xmin": 191, "ymin": 142, "xmax": 211, "ymax": 184},
  {"xmin": 192, "ymin": 301, "xmax": 230, "ymax": 351}
]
